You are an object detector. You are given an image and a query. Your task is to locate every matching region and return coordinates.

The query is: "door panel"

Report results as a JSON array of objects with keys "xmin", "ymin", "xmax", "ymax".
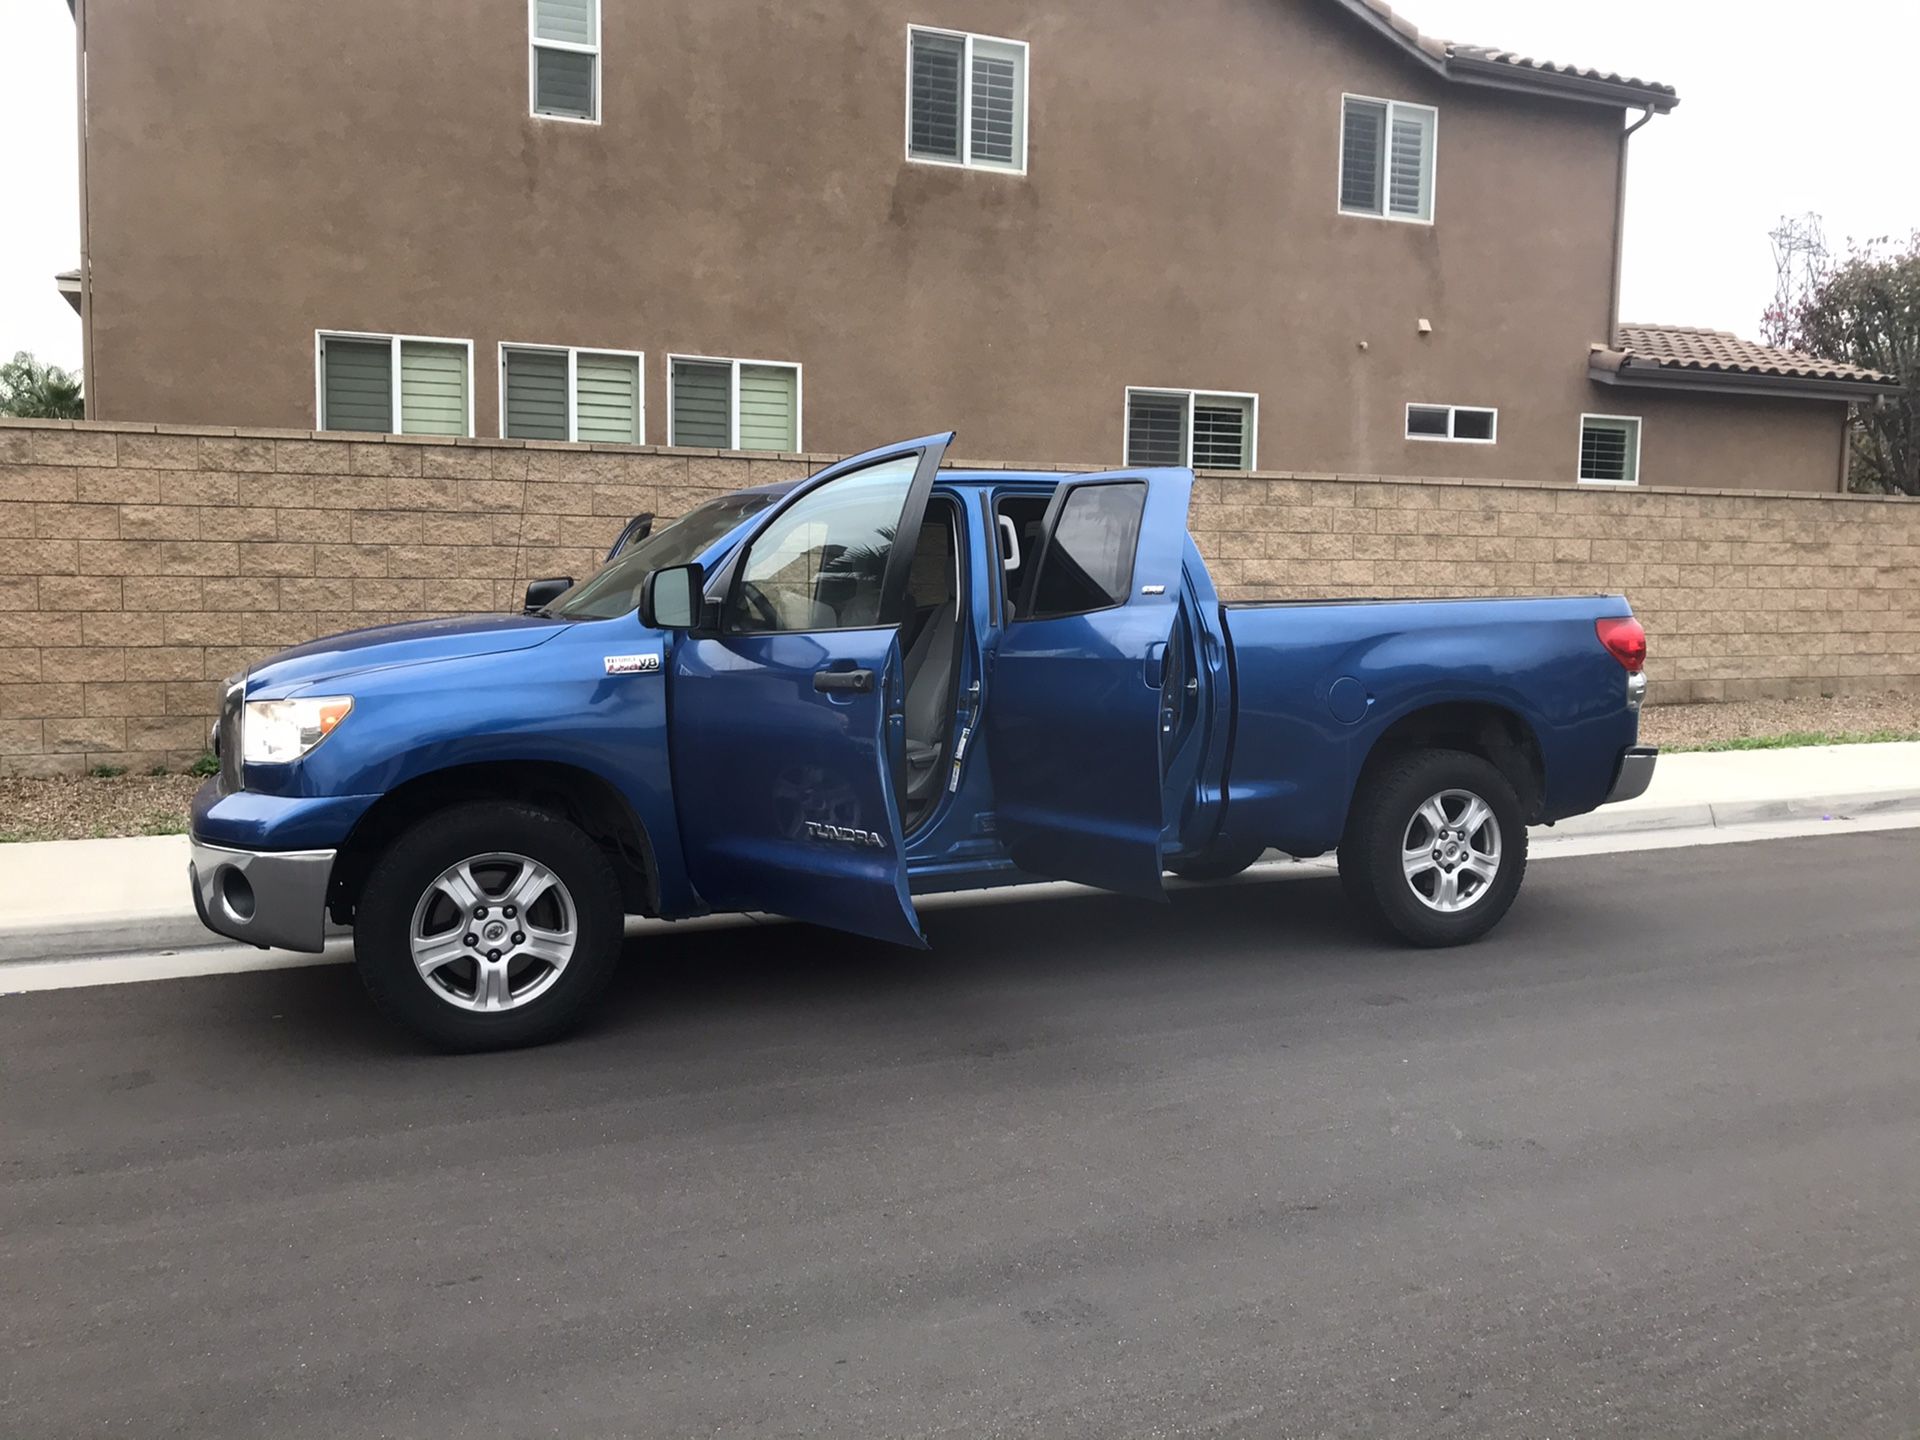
[
  {"xmin": 671, "ymin": 629, "xmax": 922, "ymax": 946},
  {"xmin": 666, "ymin": 435, "xmax": 951, "ymax": 946},
  {"xmin": 985, "ymin": 471, "xmax": 1196, "ymax": 899}
]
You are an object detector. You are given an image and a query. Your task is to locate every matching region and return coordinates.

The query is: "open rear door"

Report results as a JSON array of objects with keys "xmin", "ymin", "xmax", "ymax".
[
  {"xmin": 667, "ymin": 435, "xmax": 951, "ymax": 947},
  {"xmin": 984, "ymin": 469, "xmax": 1195, "ymax": 899}
]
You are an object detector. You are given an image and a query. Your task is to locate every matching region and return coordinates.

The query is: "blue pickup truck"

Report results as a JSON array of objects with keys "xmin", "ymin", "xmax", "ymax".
[{"xmin": 189, "ymin": 434, "xmax": 1654, "ymax": 1049}]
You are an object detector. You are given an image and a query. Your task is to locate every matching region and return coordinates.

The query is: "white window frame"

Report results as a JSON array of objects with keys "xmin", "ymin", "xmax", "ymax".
[
  {"xmin": 529, "ymin": 0, "xmax": 601, "ymax": 125},
  {"xmin": 497, "ymin": 343, "xmax": 645, "ymax": 443},
  {"xmin": 904, "ymin": 25, "xmax": 1030, "ymax": 176},
  {"xmin": 666, "ymin": 354, "xmax": 805, "ymax": 452},
  {"xmin": 1577, "ymin": 413, "xmax": 1644, "ymax": 487},
  {"xmin": 1405, "ymin": 403, "xmax": 1498, "ymax": 445},
  {"xmin": 1337, "ymin": 93, "xmax": 1438, "ymax": 225},
  {"xmin": 1122, "ymin": 386, "xmax": 1261, "ymax": 472},
  {"xmin": 313, "ymin": 330, "xmax": 475, "ymax": 437}
]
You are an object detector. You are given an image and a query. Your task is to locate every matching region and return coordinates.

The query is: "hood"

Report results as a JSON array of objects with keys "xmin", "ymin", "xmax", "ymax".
[{"xmin": 247, "ymin": 614, "xmax": 571, "ymax": 693}]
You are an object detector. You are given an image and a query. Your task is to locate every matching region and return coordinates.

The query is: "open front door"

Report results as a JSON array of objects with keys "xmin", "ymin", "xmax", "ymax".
[
  {"xmin": 667, "ymin": 435, "xmax": 952, "ymax": 947},
  {"xmin": 984, "ymin": 469, "xmax": 1195, "ymax": 899}
]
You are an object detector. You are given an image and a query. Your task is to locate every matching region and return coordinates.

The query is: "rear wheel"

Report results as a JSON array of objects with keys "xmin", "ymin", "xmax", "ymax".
[
  {"xmin": 354, "ymin": 802, "xmax": 624, "ymax": 1051},
  {"xmin": 1338, "ymin": 749, "xmax": 1527, "ymax": 947}
]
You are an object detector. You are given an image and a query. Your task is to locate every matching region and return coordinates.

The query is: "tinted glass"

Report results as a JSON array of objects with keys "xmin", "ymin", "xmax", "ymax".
[
  {"xmin": 1406, "ymin": 405, "xmax": 1451, "ymax": 437},
  {"xmin": 1029, "ymin": 482, "xmax": 1146, "ymax": 618},
  {"xmin": 1454, "ymin": 408, "xmax": 1497, "ymax": 441},
  {"xmin": 547, "ymin": 493, "xmax": 776, "ymax": 620},
  {"xmin": 728, "ymin": 455, "xmax": 918, "ymax": 632}
]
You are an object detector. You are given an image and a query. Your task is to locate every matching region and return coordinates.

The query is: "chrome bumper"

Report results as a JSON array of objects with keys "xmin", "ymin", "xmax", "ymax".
[
  {"xmin": 1604, "ymin": 747, "xmax": 1659, "ymax": 806},
  {"xmin": 188, "ymin": 841, "xmax": 336, "ymax": 953}
]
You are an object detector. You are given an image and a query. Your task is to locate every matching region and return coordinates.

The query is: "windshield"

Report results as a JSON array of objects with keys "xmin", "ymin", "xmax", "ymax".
[{"xmin": 546, "ymin": 492, "xmax": 779, "ymax": 620}]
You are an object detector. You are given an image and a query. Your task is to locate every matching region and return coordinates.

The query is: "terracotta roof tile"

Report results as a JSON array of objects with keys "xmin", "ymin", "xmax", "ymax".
[
  {"xmin": 1338, "ymin": 0, "xmax": 1678, "ymax": 107},
  {"xmin": 1617, "ymin": 324, "xmax": 1895, "ymax": 387}
]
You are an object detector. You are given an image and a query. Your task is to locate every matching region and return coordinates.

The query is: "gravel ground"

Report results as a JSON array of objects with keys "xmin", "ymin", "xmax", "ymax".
[
  {"xmin": 2, "ymin": 692, "xmax": 1916, "ymax": 842},
  {"xmin": 1638, "ymin": 691, "xmax": 1920, "ymax": 750},
  {"xmin": 0, "ymin": 772, "xmax": 204, "ymax": 843}
]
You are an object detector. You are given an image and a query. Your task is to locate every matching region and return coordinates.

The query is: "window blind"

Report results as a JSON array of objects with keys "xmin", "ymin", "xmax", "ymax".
[
  {"xmin": 672, "ymin": 361, "xmax": 733, "ymax": 448},
  {"xmin": 503, "ymin": 348, "xmax": 569, "ymax": 441},
  {"xmin": 399, "ymin": 341, "xmax": 468, "ymax": 436},
  {"xmin": 321, "ymin": 338, "xmax": 392, "ymax": 433},
  {"xmin": 575, "ymin": 351, "xmax": 640, "ymax": 443},
  {"xmin": 1388, "ymin": 109, "xmax": 1433, "ymax": 220},
  {"xmin": 1340, "ymin": 99, "xmax": 1386, "ymax": 214},
  {"xmin": 1192, "ymin": 396, "xmax": 1252, "ymax": 470},
  {"xmin": 909, "ymin": 31, "xmax": 964, "ymax": 161},
  {"xmin": 1126, "ymin": 393, "xmax": 1187, "ymax": 468},
  {"xmin": 737, "ymin": 365, "xmax": 798, "ymax": 452},
  {"xmin": 1580, "ymin": 419, "xmax": 1639, "ymax": 484},
  {"xmin": 969, "ymin": 41, "xmax": 1021, "ymax": 166}
]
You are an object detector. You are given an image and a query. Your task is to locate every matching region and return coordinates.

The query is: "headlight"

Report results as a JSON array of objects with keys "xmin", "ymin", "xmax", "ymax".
[{"xmin": 242, "ymin": 696, "xmax": 354, "ymax": 764}]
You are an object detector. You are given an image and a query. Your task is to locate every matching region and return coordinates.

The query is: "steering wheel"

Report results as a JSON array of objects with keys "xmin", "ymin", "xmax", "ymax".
[{"xmin": 737, "ymin": 580, "xmax": 783, "ymax": 630}]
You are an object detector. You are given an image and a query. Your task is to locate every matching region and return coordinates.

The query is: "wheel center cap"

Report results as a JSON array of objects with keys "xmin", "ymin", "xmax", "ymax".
[{"xmin": 484, "ymin": 921, "xmax": 507, "ymax": 942}]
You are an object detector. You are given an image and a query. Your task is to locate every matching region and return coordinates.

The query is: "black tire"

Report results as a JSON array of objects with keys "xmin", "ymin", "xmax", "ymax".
[
  {"xmin": 1166, "ymin": 844, "xmax": 1268, "ymax": 882},
  {"xmin": 1337, "ymin": 748, "xmax": 1528, "ymax": 947},
  {"xmin": 354, "ymin": 801, "xmax": 624, "ymax": 1052}
]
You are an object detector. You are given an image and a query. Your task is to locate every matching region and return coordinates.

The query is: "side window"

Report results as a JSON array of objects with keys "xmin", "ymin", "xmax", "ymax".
[
  {"xmin": 1027, "ymin": 482, "xmax": 1146, "ymax": 619},
  {"xmin": 728, "ymin": 455, "xmax": 919, "ymax": 633},
  {"xmin": 907, "ymin": 27, "xmax": 1029, "ymax": 174},
  {"xmin": 531, "ymin": 0, "xmax": 600, "ymax": 122},
  {"xmin": 318, "ymin": 332, "xmax": 473, "ymax": 436},
  {"xmin": 1340, "ymin": 95, "xmax": 1435, "ymax": 223}
]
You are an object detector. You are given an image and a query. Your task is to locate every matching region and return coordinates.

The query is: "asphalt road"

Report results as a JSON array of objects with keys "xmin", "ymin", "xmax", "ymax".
[{"xmin": 4, "ymin": 832, "xmax": 1919, "ymax": 1439}]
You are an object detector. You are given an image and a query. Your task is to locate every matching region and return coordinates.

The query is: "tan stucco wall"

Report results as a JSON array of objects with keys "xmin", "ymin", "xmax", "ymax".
[
  {"xmin": 4, "ymin": 420, "xmax": 1916, "ymax": 775},
  {"xmin": 1581, "ymin": 389, "xmax": 1851, "ymax": 493},
  {"xmin": 77, "ymin": 0, "xmax": 1832, "ymax": 485}
]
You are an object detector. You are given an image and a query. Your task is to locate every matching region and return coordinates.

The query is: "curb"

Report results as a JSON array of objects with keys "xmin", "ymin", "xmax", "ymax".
[
  {"xmin": 3, "ymin": 789, "xmax": 1919, "ymax": 969},
  {"xmin": 1547, "ymin": 789, "xmax": 1920, "ymax": 839}
]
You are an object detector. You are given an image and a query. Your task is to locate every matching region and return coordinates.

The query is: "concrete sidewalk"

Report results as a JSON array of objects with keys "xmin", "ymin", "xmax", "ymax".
[{"xmin": 2, "ymin": 742, "xmax": 1917, "ymax": 965}]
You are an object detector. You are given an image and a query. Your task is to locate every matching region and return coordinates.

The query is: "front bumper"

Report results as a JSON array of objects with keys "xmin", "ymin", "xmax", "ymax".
[
  {"xmin": 188, "ymin": 841, "xmax": 336, "ymax": 953},
  {"xmin": 1603, "ymin": 746, "xmax": 1659, "ymax": 805}
]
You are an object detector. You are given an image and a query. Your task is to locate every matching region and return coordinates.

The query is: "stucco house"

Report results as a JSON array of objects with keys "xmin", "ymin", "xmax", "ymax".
[{"xmin": 57, "ymin": 0, "xmax": 1898, "ymax": 489}]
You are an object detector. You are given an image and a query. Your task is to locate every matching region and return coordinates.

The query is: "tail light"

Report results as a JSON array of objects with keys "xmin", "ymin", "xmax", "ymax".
[{"xmin": 1596, "ymin": 617, "xmax": 1647, "ymax": 673}]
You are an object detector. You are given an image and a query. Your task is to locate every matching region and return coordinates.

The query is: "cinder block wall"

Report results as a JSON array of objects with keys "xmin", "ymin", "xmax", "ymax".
[{"xmin": 2, "ymin": 420, "xmax": 1916, "ymax": 776}]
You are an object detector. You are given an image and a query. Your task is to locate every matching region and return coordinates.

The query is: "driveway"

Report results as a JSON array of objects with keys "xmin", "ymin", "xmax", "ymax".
[{"xmin": 4, "ymin": 833, "xmax": 1917, "ymax": 1437}]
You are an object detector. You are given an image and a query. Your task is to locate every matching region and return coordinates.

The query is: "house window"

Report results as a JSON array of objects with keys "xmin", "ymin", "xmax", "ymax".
[
  {"xmin": 500, "ymin": 345, "xmax": 643, "ymax": 443},
  {"xmin": 531, "ymin": 0, "xmax": 599, "ymax": 122},
  {"xmin": 317, "ymin": 332, "xmax": 473, "ymax": 436},
  {"xmin": 669, "ymin": 356, "xmax": 802, "ymax": 452},
  {"xmin": 907, "ymin": 27, "xmax": 1028, "ymax": 173},
  {"xmin": 1406, "ymin": 404, "xmax": 1497, "ymax": 443},
  {"xmin": 1124, "ymin": 389, "xmax": 1258, "ymax": 471},
  {"xmin": 1579, "ymin": 415, "xmax": 1642, "ymax": 485},
  {"xmin": 1340, "ymin": 95, "xmax": 1436, "ymax": 223}
]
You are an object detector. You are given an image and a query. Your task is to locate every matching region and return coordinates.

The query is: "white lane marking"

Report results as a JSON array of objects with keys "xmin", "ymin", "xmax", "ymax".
[{"xmin": 5, "ymin": 810, "xmax": 1918, "ymax": 996}]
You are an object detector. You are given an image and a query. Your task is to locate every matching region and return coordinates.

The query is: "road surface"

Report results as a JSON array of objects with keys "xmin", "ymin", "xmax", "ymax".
[{"xmin": 4, "ymin": 832, "xmax": 1918, "ymax": 1437}]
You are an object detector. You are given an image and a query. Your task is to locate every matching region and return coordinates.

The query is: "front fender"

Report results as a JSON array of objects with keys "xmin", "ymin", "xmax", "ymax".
[{"xmin": 218, "ymin": 620, "xmax": 700, "ymax": 916}]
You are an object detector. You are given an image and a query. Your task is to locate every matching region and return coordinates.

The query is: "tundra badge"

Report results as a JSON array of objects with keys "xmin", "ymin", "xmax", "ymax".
[{"xmin": 804, "ymin": 821, "xmax": 888, "ymax": 849}]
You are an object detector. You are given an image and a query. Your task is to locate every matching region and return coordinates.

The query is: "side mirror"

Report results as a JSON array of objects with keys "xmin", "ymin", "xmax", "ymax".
[
  {"xmin": 522, "ymin": 576, "xmax": 574, "ymax": 614},
  {"xmin": 606, "ymin": 512, "xmax": 655, "ymax": 563},
  {"xmin": 640, "ymin": 563, "xmax": 706, "ymax": 631}
]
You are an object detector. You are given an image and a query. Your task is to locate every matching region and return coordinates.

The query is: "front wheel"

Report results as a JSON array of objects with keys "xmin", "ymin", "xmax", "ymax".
[
  {"xmin": 1338, "ymin": 749, "xmax": 1527, "ymax": 947},
  {"xmin": 354, "ymin": 802, "xmax": 625, "ymax": 1051}
]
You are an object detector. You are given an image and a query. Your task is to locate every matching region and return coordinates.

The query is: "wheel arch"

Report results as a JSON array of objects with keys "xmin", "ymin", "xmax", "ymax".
[
  {"xmin": 1349, "ymin": 701, "xmax": 1547, "ymax": 828},
  {"xmin": 327, "ymin": 760, "xmax": 659, "ymax": 924}
]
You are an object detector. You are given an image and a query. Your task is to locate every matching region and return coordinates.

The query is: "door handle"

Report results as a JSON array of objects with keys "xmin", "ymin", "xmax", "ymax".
[{"xmin": 814, "ymin": 668, "xmax": 876, "ymax": 694}]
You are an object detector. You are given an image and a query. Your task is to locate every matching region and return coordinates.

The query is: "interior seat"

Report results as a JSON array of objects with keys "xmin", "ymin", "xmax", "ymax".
[{"xmin": 901, "ymin": 599, "xmax": 957, "ymax": 801}]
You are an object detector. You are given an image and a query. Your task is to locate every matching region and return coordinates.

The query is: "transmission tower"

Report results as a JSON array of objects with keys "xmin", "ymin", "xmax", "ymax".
[{"xmin": 1765, "ymin": 213, "xmax": 1827, "ymax": 347}]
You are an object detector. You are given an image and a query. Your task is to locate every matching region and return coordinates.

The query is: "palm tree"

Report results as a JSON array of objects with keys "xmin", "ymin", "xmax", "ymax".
[{"xmin": 0, "ymin": 352, "xmax": 84, "ymax": 420}]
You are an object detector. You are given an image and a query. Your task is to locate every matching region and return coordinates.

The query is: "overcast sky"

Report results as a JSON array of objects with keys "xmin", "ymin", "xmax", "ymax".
[{"xmin": 3, "ymin": 0, "xmax": 1916, "ymax": 378}]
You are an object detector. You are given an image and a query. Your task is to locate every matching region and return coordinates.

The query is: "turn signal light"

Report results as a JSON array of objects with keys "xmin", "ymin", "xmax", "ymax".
[{"xmin": 1596, "ymin": 617, "xmax": 1647, "ymax": 673}]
